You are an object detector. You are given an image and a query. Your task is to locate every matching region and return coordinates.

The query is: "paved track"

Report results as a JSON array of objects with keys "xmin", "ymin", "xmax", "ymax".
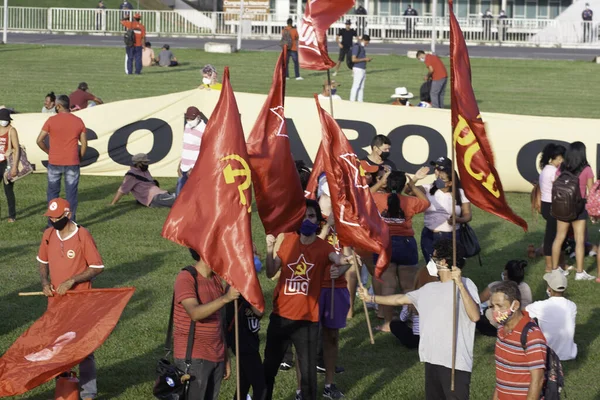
[{"xmin": 4, "ymin": 32, "xmax": 600, "ymax": 61}]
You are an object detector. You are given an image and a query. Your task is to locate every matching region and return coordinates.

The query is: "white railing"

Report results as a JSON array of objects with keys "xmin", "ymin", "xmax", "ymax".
[{"xmin": 0, "ymin": 7, "xmax": 599, "ymax": 47}]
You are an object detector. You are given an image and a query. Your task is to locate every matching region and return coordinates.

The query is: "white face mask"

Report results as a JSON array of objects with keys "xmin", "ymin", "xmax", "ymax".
[
  {"xmin": 186, "ymin": 117, "xmax": 201, "ymax": 128},
  {"xmin": 0, "ymin": 120, "xmax": 9, "ymax": 127},
  {"xmin": 202, "ymin": 77, "xmax": 212, "ymax": 85},
  {"xmin": 546, "ymin": 289, "xmax": 552, "ymax": 298},
  {"xmin": 419, "ymin": 57, "xmax": 425, "ymax": 62},
  {"xmin": 501, "ymin": 272, "xmax": 505, "ymax": 281},
  {"xmin": 426, "ymin": 259, "xmax": 438, "ymax": 277}
]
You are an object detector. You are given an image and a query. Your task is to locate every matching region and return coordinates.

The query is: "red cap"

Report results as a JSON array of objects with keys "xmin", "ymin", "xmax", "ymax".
[
  {"xmin": 185, "ymin": 106, "xmax": 201, "ymax": 120},
  {"xmin": 44, "ymin": 198, "xmax": 71, "ymax": 218},
  {"xmin": 360, "ymin": 160, "xmax": 379, "ymax": 174}
]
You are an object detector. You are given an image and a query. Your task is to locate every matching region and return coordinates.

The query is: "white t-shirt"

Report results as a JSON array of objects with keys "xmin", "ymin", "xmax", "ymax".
[
  {"xmin": 318, "ymin": 93, "xmax": 342, "ymax": 101},
  {"xmin": 406, "ymin": 278, "xmax": 480, "ymax": 372},
  {"xmin": 526, "ymin": 297, "xmax": 578, "ymax": 361},
  {"xmin": 41, "ymin": 106, "xmax": 56, "ymax": 114},
  {"xmin": 422, "ymin": 184, "xmax": 470, "ymax": 232},
  {"xmin": 539, "ymin": 164, "xmax": 558, "ymax": 203}
]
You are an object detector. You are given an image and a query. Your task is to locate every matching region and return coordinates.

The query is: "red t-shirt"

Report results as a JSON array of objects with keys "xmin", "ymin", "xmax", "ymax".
[
  {"xmin": 37, "ymin": 225, "xmax": 104, "ymax": 290},
  {"xmin": 120, "ymin": 20, "xmax": 146, "ymax": 47},
  {"xmin": 41, "ymin": 113, "xmax": 86, "ymax": 166},
  {"xmin": 273, "ymin": 233, "xmax": 335, "ymax": 322},
  {"xmin": 69, "ymin": 89, "xmax": 95, "ymax": 110},
  {"xmin": 425, "ymin": 54, "xmax": 448, "ymax": 81},
  {"xmin": 322, "ymin": 225, "xmax": 347, "ymax": 289},
  {"xmin": 173, "ymin": 270, "xmax": 225, "ymax": 362},
  {"xmin": 372, "ymin": 193, "xmax": 430, "ymax": 237},
  {"xmin": 495, "ymin": 312, "xmax": 547, "ymax": 399}
]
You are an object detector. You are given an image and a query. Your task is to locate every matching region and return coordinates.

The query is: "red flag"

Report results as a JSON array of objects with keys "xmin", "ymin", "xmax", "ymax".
[
  {"xmin": 247, "ymin": 50, "xmax": 306, "ymax": 236},
  {"xmin": 162, "ymin": 67, "xmax": 265, "ymax": 312},
  {"xmin": 0, "ymin": 288, "xmax": 134, "ymax": 397},
  {"xmin": 449, "ymin": 2, "xmax": 527, "ymax": 231},
  {"xmin": 298, "ymin": 0, "xmax": 355, "ymax": 70},
  {"xmin": 314, "ymin": 95, "xmax": 391, "ymax": 278},
  {"xmin": 304, "ymin": 144, "xmax": 324, "ymax": 199}
]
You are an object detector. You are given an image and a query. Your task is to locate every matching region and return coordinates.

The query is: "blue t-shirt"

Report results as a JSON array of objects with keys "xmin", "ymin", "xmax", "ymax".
[{"xmin": 351, "ymin": 43, "xmax": 367, "ymax": 70}]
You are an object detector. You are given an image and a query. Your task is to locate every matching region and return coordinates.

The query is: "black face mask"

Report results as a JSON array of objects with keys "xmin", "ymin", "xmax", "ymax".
[
  {"xmin": 51, "ymin": 216, "xmax": 70, "ymax": 231},
  {"xmin": 380, "ymin": 151, "xmax": 391, "ymax": 161},
  {"xmin": 139, "ymin": 165, "xmax": 149, "ymax": 172}
]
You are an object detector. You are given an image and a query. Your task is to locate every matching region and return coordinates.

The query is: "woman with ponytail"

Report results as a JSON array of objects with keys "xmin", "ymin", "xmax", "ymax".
[{"xmin": 371, "ymin": 171, "xmax": 430, "ymax": 332}]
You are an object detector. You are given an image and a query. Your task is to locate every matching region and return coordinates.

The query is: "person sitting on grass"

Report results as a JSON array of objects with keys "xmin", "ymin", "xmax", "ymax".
[
  {"xmin": 157, "ymin": 44, "xmax": 178, "ymax": 67},
  {"xmin": 199, "ymin": 64, "xmax": 222, "ymax": 90},
  {"xmin": 109, "ymin": 153, "xmax": 176, "ymax": 208},
  {"xmin": 390, "ymin": 87, "xmax": 414, "ymax": 106},
  {"xmin": 142, "ymin": 42, "xmax": 156, "ymax": 67}
]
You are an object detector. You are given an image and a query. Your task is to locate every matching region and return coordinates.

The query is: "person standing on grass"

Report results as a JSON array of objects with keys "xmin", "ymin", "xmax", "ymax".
[
  {"xmin": 282, "ymin": 18, "xmax": 302, "ymax": 81},
  {"xmin": 0, "ymin": 108, "xmax": 20, "ymax": 222},
  {"xmin": 333, "ymin": 20, "xmax": 357, "ymax": 76},
  {"xmin": 37, "ymin": 95, "xmax": 87, "ymax": 223},
  {"xmin": 120, "ymin": 13, "xmax": 146, "ymax": 75},
  {"xmin": 263, "ymin": 199, "xmax": 352, "ymax": 400},
  {"xmin": 349, "ymin": 34, "xmax": 372, "ymax": 102},
  {"xmin": 403, "ymin": 5, "xmax": 418, "ymax": 38},
  {"xmin": 582, "ymin": 3, "xmax": 593, "ymax": 42},
  {"xmin": 490, "ymin": 281, "xmax": 546, "ymax": 400},
  {"xmin": 174, "ymin": 248, "xmax": 237, "ymax": 399},
  {"xmin": 359, "ymin": 239, "xmax": 480, "ymax": 400},
  {"xmin": 416, "ymin": 50, "xmax": 448, "ymax": 109},
  {"xmin": 177, "ymin": 106, "xmax": 207, "ymax": 196},
  {"xmin": 37, "ymin": 197, "xmax": 104, "ymax": 400}
]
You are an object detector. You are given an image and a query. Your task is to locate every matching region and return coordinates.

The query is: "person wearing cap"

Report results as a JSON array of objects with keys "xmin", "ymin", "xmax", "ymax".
[
  {"xmin": 403, "ymin": 5, "xmax": 418, "ymax": 38},
  {"xmin": 177, "ymin": 107, "xmax": 207, "ymax": 196},
  {"xmin": 490, "ymin": 281, "xmax": 546, "ymax": 400},
  {"xmin": 119, "ymin": 0, "xmax": 133, "ymax": 19},
  {"xmin": 69, "ymin": 82, "xmax": 103, "ymax": 111},
  {"xmin": 157, "ymin": 44, "xmax": 178, "ymax": 67},
  {"xmin": 109, "ymin": 153, "xmax": 176, "ymax": 208},
  {"xmin": 416, "ymin": 50, "xmax": 448, "ymax": 109},
  {"xmin": 390, "ymin": 87, "xmax": 414, "ymax": 107},
  {"xmin": 318, "ymin": 80, "xmax": 342, "ymax": 101},
  {"xmin": 37, "ymin": 197, "xmax": 104, "ymax": 400},
  {"xmin": 582, "ymin": 3, "xmax": 593, "ymax": 42},
  {"xmin": 120, "ymin": 13, "xmax": 146, "ymax": 75},
  {"xmin": 37, "ymin": 94, "xmax": 87, "ymax": 223},
  {"xmin": 350, "ymin": 34, "xmax": 372, "ymax": 102},
  {"xmin": 410, "ymin": 157, "xmax": 471, "ymax": 263},
  {"xmin": 0, "ymin": 108, "xmax": 20, "ymax": 222},
  {"xmin": 526, "ymin": 270, "xmax": 577, "ymax": 361},
  {"xmin": 200, "ymin": 64, "xmax": 223, "ymax": 90},
  {"xmin": 333, "ymin": 20, "xmax": 357, "ymax": 76}
]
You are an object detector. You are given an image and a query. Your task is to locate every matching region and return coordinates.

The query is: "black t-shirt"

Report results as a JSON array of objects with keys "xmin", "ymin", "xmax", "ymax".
[
  {"xmin": 363, "ymin": 156, "xmax": 397, "ymax": 171},
  {"xmin": 338, "ymin": 28, "xmax": 357, "ymax": 48},
  {"xmin": 225, "ymin": 297, "xmax": 260, "ymax": 353}
]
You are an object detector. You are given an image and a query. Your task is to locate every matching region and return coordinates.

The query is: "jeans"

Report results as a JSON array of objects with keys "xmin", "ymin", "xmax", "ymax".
[
  {"xmin": 350, "ymin": 68, "xmax": 366, "ymax": 102},
  {"xmin": 150, "ymin": 192, "xmax": 176, "ymax": 208},
  {"xmin": 174, "ymin": 358, "xmax": 224, "ymax": 400},
  {"xmin": 80, "ymin": 353, "xmax": 97, "ymax": 399},
  {"xmin": 0, "ymin": 161, "xmax": 16, "ymax": 220},
  {"xmin": 263, "ymin": 314, "xmax": 319, "ymax": 400},
  {"xmin": 286, "ymin": 50, "xmax": 300, "ymax": 78},
  {"xmin": 125, "ymin": 46, "xmax": 143, "ymax": 74},
  {"xmin": 47, "ymin": 164, "xmax": 80, "ymax": 222},
  {"xmin": 430, "ymin": 78, "xmax": 447, "ymax": 109},
  {"xmin": 420, "ymin": 227, "xmax": 454, "ymax": 263},
  {"xmin": 176, "ymin": 171, "xmax": 189, "ymax": 196}
]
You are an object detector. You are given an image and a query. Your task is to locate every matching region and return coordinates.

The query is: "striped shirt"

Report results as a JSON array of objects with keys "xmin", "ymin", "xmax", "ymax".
[
  {"xmin": 495, "ymin": 311, "xmax": 547, "ymax": 399},
  {"xmin": 180, "ymin": 120, "xmax": 206, "ymax": 172},
  {"xmin": 400, "ymin": 305, "xmax": 419, "ymax": 335}
]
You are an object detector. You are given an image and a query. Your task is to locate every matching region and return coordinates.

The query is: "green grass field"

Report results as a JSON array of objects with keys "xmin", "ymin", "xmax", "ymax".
[{"xmin": 1, "ymin": 44, "xmax": 600, "ymax": 399}]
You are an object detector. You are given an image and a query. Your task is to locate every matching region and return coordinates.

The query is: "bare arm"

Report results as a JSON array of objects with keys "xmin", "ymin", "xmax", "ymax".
[
  {"xmin": 39, "ymin": 262, "xmax": 51, "ymax": 287},
  {"xmin": 92, "ymin": 96, "xmax": 104, "ymax": 105},
  {"xmin": 79, "ymin": 130, "xmax": 87, "ymax": 160},
  {"xmin": 55, "ymin": 266, "xmax": 104, "ymax": 295},
  {"xmin": 110, "ymin": 190, "xmax": 125, "ymax": 205},
  {"xmin": 360, "ymin": 288, "xmax": 413, "ymax": 306},
  {"xmin": 492, "ymin": 389, "xmax": 499, "ymax": 400},
  {"xmin": 526, "ymin": 368, "xmax": 544, "ymax": 400},
  {"xmin": 265, "ymin": 234, "xmax": 284, "ymax": 279},
  {"xmin": 458, "ymin": 279, "xmax": 480, "ymax": 322},
  {"xmin": 454, "ymin": 202, "xmax": 472, "ymax": 224},
  {"xmin": 181, "ymin": 287, "xmax": 238, "ymax": 321},
  {"xmin": 406, "ymin": 178, "xmax": 429, "ymax": 204},
  {"xmin": 37, "ymin": 130, "xmax": 50, "ymax": 154},
  {"xmin": 426, "ymin": 65, "xmax": 434, "ymax": 78},
  {"xmin": 587, "ymin": 177, "xmax": 594, "ymax": 194},
  {"xmin": 9, "ymin": 127, "xmax": 20, "ymax": 172}
]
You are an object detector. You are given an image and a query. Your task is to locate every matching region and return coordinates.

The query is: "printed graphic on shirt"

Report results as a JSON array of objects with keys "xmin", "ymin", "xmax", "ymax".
[
  {"xmin": 247, "ymin": 314, "xmax": 260, "ymax": 333},
  {"xmin": 284, "ymin": 254, "xmax": 314, "ymax": 296},
  {"xmin": 66, "ymin": 249, "xmax": 76, "ymax": 259}
]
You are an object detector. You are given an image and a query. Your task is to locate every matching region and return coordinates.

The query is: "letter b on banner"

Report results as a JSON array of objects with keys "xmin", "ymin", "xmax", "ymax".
[{"xmin": 108, "ymin": 119, "xmax": 173, "ymax": 165}]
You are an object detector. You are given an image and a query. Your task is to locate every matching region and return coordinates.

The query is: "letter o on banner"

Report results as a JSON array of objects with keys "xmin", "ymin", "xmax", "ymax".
[
  {"xmin": 108, "ymin": 119, "xmax": 173, "ymax": 166},
  {"xmin": 387, "ymin": 125, "xmax": 447, "ymax": 173},
  {"xmin": 516, "ymin": 139, "xmax": 570, "ymax": 184}
]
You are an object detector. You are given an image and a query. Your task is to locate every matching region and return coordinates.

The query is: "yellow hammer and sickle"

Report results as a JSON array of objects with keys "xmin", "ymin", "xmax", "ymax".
[
  {"xmin": 295, "ymin": 262, "xmax": 307, "ymax": 276},
  {"xmin": 221, "ymin": 154, "xmax": 252, "ymax": 213}
]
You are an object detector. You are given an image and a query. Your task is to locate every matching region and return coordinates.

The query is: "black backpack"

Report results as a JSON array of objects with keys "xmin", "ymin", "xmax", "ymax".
[
  {"xmin": 520, "ymin": 321, "xmax": 565, "ymax": 400},
  {"xmin": 124, "ymin": 29, "xmax": 135, "ymax": 47},
  {"xmin": 551, "ymin": 170, "xmax": 583, "ymax": 221}
]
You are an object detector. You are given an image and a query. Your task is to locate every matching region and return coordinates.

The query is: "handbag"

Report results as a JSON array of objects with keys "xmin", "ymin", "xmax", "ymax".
[
  {"xmin": 459, "ymin": 223, "xmax": 482, "ymax": 266},
  {"xmin": 153, "ymin": 267, "xmax": 200, "ymax": 400},
  {"xmin": 3, "ymin": 129, "xmax": 34, "ymax": 184}
]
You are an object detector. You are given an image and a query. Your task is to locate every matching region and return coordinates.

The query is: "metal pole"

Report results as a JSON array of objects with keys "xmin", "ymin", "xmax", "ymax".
[
  {"xmin": 297, "ymin": 0, "xmax": 302, "ymax": 19},
  {"xmin": 431, "ymin": 0, "xmax": 437, "ymax": 53},
  {"xmin": 236, "ymin": 0, "xmax": 244, "ymax": 51},
  {"xmin": 3, "ymin": 0, "xmax": 8, "ymax": 44}
]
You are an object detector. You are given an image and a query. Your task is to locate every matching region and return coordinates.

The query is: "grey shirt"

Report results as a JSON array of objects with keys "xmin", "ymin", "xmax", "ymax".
[
  {"xmin": 406, "ymin": 278, "xmax": 480, "ymax": 372},
  {"xmin": 158, "ymin": 50, "xmax": 174, "ymax": 67},
  {"xmin": 351, "ymin": 43, "xmax": 367, "ymax": 69}
]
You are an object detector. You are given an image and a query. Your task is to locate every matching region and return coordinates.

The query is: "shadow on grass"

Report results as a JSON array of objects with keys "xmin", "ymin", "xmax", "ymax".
[
  {"xmin": 0, "ymin": 282, "xmax": 48, "ymax": 337},
  {"xmin": 80, "ymin": 202, "xmax": 140, "ymax": 228},
  {"xmin": 0, "ymin": 243, "xmax": 40, "ymax": 264}
]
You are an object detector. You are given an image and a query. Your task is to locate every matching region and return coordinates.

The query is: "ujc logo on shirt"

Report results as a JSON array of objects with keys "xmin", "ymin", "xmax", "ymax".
[
  {"xmin": 284, "ymin": 254, "xmax": 314, "ymax": 296},
  {"xmin": 66, "ymin": 249, "xmax": 76, "ymax": 259}
]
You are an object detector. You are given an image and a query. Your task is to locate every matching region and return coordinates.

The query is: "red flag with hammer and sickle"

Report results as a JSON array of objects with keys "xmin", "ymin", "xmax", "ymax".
[
  {"xmin": 449, "ymin": 1, "xmax": 527, "ymax": 231},
  {"xmin": 314, "ymin": 95, "xmax": 391, "ymax": 278},
  {"xmin": 162, "ymin": 67, "xmax": 265, "ymax": 312},
  {"xmin": 247, "ymin": 50, "xmax": 306, "ymax": 236},
  {"xmin": 298, "ymin": 0, "xmax": 355, "ymax": 70}
]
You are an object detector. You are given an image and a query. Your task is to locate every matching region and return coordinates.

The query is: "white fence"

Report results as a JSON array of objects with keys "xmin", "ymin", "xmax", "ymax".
[{"xmin": 0, "ymin": 7, "xmax": 599, "ymax": 46}]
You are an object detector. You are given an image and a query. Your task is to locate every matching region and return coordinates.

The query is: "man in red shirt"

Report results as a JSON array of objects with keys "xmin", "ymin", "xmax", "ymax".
[
  {"xmin": 37, "ymin": 198, "xmax": 104, "ymax": 400},
  {"xmin": 282, "ymin": 18, "xmax": 302, "ymax": 80},
  {"xmin": 416, "ymin": 50, "xmax": 448, "ymax": 109},
  {"xmin": 69, "ymin": 82, "xmax": 103, "ymax": 111},
  {"xmin": 173, "ymin": 248, "xmax": 239, "ymax": 399},
  {"xmin": 490, "ymin": 281, "xmax": 546, "ymax": 400},
  {"xmin": 37, "ymin": 95, "xmax": 87, "ymax": 223},
  {"xmin": 120, "ymin": 13, "xmax": 146, "ymax": 75},
  {"xmin": 263, "ymin": 199, "xmax": 351, "ymax": 400}
]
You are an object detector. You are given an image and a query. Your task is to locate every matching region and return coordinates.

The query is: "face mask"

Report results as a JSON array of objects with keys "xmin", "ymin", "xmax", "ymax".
[
  {"xmin": 299, "ymin": 219, "xmax": 319, "ymax": 236},
  {"xmin": 492, "ymin": 301, "xmax": 517, "ymax": 325},
  {"xmin": 202, "ymin": 77, "xmax": 212, "ymax": 85},
  {"xmin": 186, "ymin": 117, "xmax": 200, "ymax": 128},
  {"xmin": 546, "ymin": 289, "xmax": 552, "ymax": 298},
  {"xmin": 51, "ymin": 216, "xmax": 70, "ymax": 231},
  {"xmin": 419, "ymin": 58, "xmax": 425, "ymax": 62},
  {"xmin": 500, "ymin": 272, "xmax": 505, "ymax": 281},
  {"xmin": 139, "ymin": 164, "xmax": 149, "ymax": 172},
  {"xmin": 434, "ymin": 177, "xmax": 447, "ymax": 189},
  {"xmin": 0, "ymin": 120, "xmax": 8, "ymax": 127},
  {"xmin": 426, "ymin": 259, "xmax": 438, "ymax": 277},
  {"xmin": 331, "ymin": 88, "xmax": 337, "ymax": 96},
  {"xmin": 380, "ymin": 151, "xmax": 390, "ymax": 160}
]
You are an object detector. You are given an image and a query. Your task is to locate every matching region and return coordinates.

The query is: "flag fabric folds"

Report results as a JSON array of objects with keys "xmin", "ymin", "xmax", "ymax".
[
  {"xmin": 304, "ymin": 144, "xmax": 324, "ymax": 200},
  {"xmin": 0, "ymin": 288, "xmax": 135, "ymax": 397},
  {"xmin": 247, "ymin": 50, "xmax": 306, "ymax": 236},
  {"xmin": 314, "ymin": 95, "xmax": 391, "ymax": 278},
  {"xmin": 162, "ymin": 67, "xmax": 265, "ymax": 312},
  {"xmin": 449, "ymin": 1, "xmax": 528, "ymax": 231}
]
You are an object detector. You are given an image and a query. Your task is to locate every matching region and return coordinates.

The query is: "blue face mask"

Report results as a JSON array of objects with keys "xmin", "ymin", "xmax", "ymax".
[
  {"xmin": 331, "ymin": 88, "xmax": 337, "ymax": 96},
  {"xmin": 434, "ymin": 177, "xmax": 447, "ymax": 190},
  {"xmin": 300, "ymin": 219, "xmax": 319, "ymax": 236}
]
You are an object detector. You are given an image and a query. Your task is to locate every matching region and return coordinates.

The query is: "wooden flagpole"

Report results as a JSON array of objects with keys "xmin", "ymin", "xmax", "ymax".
[
  {"xmin": 327, "ymin": 68, "xmax": 335, "ymax": 320},
  {"xmin": 353, "ymin": 251, "xmax": 375, "ymax": 344},
  {"xmin": 450, "ymin": 126, "xmax": 458, "ymax": 391},
  {"xmin": 234, "ymin": 299, "xmax": 241, "ymax": 400},
  {"xmin": 18, "ymin": 292, "xmax": 45, "ymax": 296}
]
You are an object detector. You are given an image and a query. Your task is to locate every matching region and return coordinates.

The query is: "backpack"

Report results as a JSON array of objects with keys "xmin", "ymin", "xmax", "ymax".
[
  {"xmin": 520, "ymin": 321, "xmax": 565, "ymax": 400},
  {"xmin": 551, "ymin": 170, "xmax": 583, "ymax": 222},
  {"xmin": 585, "ymin": 180, "xmax": 600, "ymax": 218},
  {"xmin": 124, "ymin": 29, "xmax": 135, "ymax": 47},
  {"xmin": 280, "ymin": 28, "xmax": 292, "ymax": 49},
  {"xmin": 347, "ymin": 43, "xmax": 363, "ymax": 69}
]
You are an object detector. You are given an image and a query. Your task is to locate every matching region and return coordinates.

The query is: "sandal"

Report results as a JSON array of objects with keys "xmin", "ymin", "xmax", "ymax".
[
  {"xmin": 7, "ymin": 218, "xmax": 15, "ymax": 223},
  {"xmin": 375, "ymin": 325, "xmax": 391, "ymax": 333}
]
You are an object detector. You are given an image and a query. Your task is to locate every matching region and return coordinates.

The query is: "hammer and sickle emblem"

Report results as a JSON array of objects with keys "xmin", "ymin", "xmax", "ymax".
[
  {"xmin": 295, "ymin": 262, "xmax": 308, "ymax": 276},
  {"xmin": 221, "ymin": 154, "xmax": 252, "ymax": 213}
]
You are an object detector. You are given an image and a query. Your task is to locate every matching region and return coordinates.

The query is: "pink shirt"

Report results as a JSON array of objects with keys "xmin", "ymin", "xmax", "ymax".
[
  {"xmin": 556, "ymin": 165, "xmax": 594, "ymax": 199},
  {"xmin": 539, "ymin": 165, "xmax": 558, "ymax": 203},
  {"xmin": 180, "ymin": 121, "xmax": 205, "ymax": 172},
  {"xmin": 118, "ymin": 167, "xmax": 167, "ymax": 206}
]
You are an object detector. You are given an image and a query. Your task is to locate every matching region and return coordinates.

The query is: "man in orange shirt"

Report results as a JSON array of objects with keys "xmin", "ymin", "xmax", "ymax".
[
  {"xmin": 282, "ymin": 18, "xmax": 303, "ymax": 80},
  {"xmin": 416, "ymin": 50, "xmax": 448, "ymax": 109},
  {"xmin": 120, "ymin": 13, "xmax": 146, "ymax": 75},
  {"xmin": 37, "ymin": 95, "xmax": 87, "ymax": 223},
  {"xmin": 37, "ymin": 198, "xmax": 104, "ymax": 400}
]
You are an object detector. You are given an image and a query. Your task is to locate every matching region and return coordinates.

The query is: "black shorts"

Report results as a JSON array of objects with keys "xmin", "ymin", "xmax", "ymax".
[{"xmin": 338, "ymin": 47, "xmax": 351, "ymax": 62}]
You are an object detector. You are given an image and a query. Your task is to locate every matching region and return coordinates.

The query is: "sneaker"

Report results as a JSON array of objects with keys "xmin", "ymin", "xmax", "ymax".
[
  {"xmin": 562, "ymin": 266, "xmax": 575, "ymax": 276},
  {"xmin": 246, "ymin": 395, "xmax": 252, "ymax": 400},
  {"xmin": 323, "ymin": 384, "xmax": 345, "ymax": 399},
  {"xmin": 286, "ymin": 77, "xmax": 290, "ymax": 80},
  {"xmin": 296, "ymin": 76, "xmax": 304, "ymax": 80},
  {"xmin": 317, "ymin": 365, "xmax": 345, "ymax": 374},
  {"xmin": 295, "ymin": 391, "xmax": 302, "ymax": 400},
  {"xmin": 332, "ymin": 71, "xmax": 338, "ymax": 77},
  {"xmin": 280, "ymin": 362, "xmax": 292, "ymax": 371},
  {"xmin": 317, "ymin": 365, "xmax": 326, "ymax": 374},
  {"xmin": 575, "ymin": 271, "xmax": 595, "ymax": 281}
]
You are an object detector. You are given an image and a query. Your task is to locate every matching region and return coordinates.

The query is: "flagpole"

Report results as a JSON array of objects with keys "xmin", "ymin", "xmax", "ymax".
[
  {"xmin": 353, "ymin": 250, "xmax": 375, "ymax": 344},
  {"xmin": 236, "ymin": 0, "xmax": 244, "ymax": 51},
  {"xmin": 449, "ymin": 0, "xmax": 457, "ymax": 391},
  {"xmin": 326, "ymin": 69, "xmax": 334, "ymax": 117},
  {"xmin": 18, "ymin": 292, "xmax": 45, "ymax": 296},
  {"xmin": 234, "ymin": 299, "xmax": 241, "ymax": 400}
]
